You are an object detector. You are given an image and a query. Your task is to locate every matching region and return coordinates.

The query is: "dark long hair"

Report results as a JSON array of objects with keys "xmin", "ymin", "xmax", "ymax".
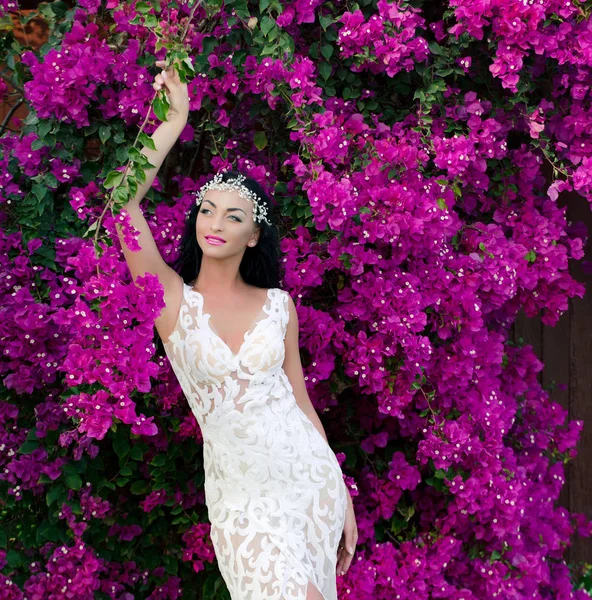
[{"xmin": 173, "ymin": 170, "xmax": 283, "ymax": 290}]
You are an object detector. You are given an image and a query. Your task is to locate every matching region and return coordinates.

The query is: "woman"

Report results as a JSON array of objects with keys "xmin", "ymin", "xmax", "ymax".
[{"xmin": 117, "ymin": 60, "xmax": 358, "ymax": 600}]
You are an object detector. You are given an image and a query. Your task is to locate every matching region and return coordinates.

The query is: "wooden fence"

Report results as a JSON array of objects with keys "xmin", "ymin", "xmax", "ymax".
[{"xmin": 513, "ymin": 181, "xmax": 592, "ymax": 566}]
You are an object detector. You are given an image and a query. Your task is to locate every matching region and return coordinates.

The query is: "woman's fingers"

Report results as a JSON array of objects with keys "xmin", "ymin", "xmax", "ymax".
[
  {"xmin": 341, "ymin": 546, "xmax": 354, "ymax": 574},
  {"xmin": 336, "ymin": 535, "xmax": 348, "ymax": 575},
  {"xmin": 336, "ymin": 527, "xmax": 357, "ymax": 576},
  {"xmin": 153, "ymin": 59, "xmax": 184, "ymax": 89},
  {"xmin": 152, "ymin": 70, "xmax": 173, "ymax": 92},
  {"xmin": 336, "ymin": 548, "xmax": 344, "ymax": 575}
]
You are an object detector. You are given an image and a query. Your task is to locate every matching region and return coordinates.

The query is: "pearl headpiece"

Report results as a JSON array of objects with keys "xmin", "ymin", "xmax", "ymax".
[{"xmin": 194, "ymin": 173, "xmax": 271, "ymax": 226}]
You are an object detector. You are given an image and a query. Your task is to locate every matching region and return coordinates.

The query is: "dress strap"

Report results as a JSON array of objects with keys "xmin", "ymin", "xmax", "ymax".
[
  {"xmin": 275, "ymin": 289, "xmax": 290, "ymax": 331},
  {"xmin": 184, "ymin": 283, "xmax": 205, "ymax": 317}
]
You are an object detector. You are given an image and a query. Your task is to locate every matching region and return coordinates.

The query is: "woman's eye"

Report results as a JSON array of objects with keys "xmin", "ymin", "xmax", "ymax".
[{"xmin": 200, "ymin": 209, "xmax": 241, "ymax": 222}]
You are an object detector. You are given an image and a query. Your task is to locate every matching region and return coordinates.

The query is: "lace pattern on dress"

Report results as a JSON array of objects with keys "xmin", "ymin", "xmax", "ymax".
[{"xmin": 163, "ymin": 283, "xmax": 348, "ymax": 600}]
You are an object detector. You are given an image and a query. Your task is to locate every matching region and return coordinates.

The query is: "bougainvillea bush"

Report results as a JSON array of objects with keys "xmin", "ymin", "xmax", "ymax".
[{"xmin": 1, "ymin": 0, "xmax": 592, "ymax": 597}]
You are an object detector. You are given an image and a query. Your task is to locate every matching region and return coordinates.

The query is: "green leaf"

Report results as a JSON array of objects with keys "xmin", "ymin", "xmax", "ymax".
[
  {"xmin": 99, "ymin": 125, "xmax": 111, "ymax": 144},
  {"xmin": 38, "ymin": 3, "xmax": 55, "ymax": 19},
  {"xmin": 231, "ymin": 0, "xmax": 250, "ymax": 19},
  {"xmin": 104, "ymin": 170, "xmax": 124, "ymax": 190},
  {"xmin": 6, "ymin": 550, "xmax": 22, "ymax": 568},
  {"xmin": 144, "ymin": 13, "xmax": 158, "ymax": 27},
  {"xmin": 128, "ymin": 177, "xmax": 138, "ymax": 201},
  {"xmin": 278, "ymin": 33, "xmax": 294, "ymax": 53},
  {"xmin": 171, "ymin": 515, "xmax": 190, "ymax": 525},
  {"xmin": 66, "ymin": 474, "xmax": 82, "ymax": 491},
  {"xmin": 116, "ymin": 145, "xmax": 130, "ymax": 163},
  {"xmin": 113, "ymin": 428, "xmax": 130, "ymax": 459},
  {"xmin": 254, "ymin": 131, "xmax": 268, "ymax": 150},
  {"xmin": 321, "ymin": 44, "xmax": 333, "ymax": 61},
  {"xmin": 413, "ymin": 89, "xmax": 426, "ymax": 102},
  {"xmin": 135, "ymin": 167, "xmax": 147, "ymax": 185},
  {"xmin": 38, "ymin": 120, "xmax": 53, "ymax": 139},
  {"xmin": 150, "ymin": 454, "xmax": 167, "ymax": 467},
  {"xmin": 36, "ymin": 520, "xmax": 60, "ymax": 544},
  {"xmin": 130, "ymin": 480, "xmax": 149, "ymax": 495},
  {"xmin": 17, "ymin": 440, "xmax": 40, "ymax": 454},
  {"xmin": 83, "ymin": 220, "xmax": 99, "ymax": 237},
  {"xmin": 43, "ymin": 172, "xmax": 58, "ymax": 189},
  {"xmin": 435, "ymin": 67, "xmax": 454, "ymax": 77},
  {"xmin": 128, "ymin": 147, "xmax": 144, "ymax": 163},
  {"xmin": 260, "ymin": 43, "xmax": 278, "ymax": 56},
  {"xmin": 113, "ymin": 185, "xmax": 130, "ymax": 204},
  {"xmin": 130, "ymin": 446, "xmax": 145, "ymax": 461},
  {"xmin": 31, "ymin": 183, "xmax": 47, "ymax": 201},
  {"xmin": 428, "ymin": 41, "xmax": 443, "ymax": 55},
  {"xmin": 182, "ymin": 56, "xmax": 195, "ymax": 77},
  {"xmin": 46, "ymin": 484, "xmax": 66, "ymax": 507},
  {"xmin": 136, "ymin": 1, "xmax": 152, "ymax": 12},
  {"xmin": 319, "ymin": 14, "xmax": 333, "ymax": 29},
  {"xmin": 162, "ymin": 553, "xmax": 179, "ymax": 575},
  {"xmin": 261, "ymin": 15, "xmax": 275, "ymax": 35},
  {"xmin": 318, "ymin": 62, "xmax": 332, "ymax": 80},
  {"xmin": 130, "ymin": 446, "xmax": 144, "ymax": 461},
  {"xmin": 152, "ymin": 93, "xmax": 170, "ymax": 122}
]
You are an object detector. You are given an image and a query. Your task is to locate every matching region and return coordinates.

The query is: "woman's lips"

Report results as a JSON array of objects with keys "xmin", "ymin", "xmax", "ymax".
[{"xmin": 206, "ymin": 236, "xmax": 226, "ymax": 245}]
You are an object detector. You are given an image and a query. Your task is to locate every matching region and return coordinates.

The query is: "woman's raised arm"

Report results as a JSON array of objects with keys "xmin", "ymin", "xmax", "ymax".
[{"xmin": 116, "ymin": 61, "xmax": 190, "ymax": 340}]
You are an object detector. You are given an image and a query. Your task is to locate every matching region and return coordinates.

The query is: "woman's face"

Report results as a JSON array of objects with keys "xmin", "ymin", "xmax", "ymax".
[{"xmin": 196, "ymin": 188, "xmax": 260, "ymax": 254}]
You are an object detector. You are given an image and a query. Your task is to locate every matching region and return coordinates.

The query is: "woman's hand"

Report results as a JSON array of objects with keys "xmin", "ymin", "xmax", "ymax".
[
  {"xmin": 336, "ymin": 488, "xmax": 358, "ymax": 577},
  {"xmin": 152, "ymin": 59, "xmax": 189, "ymax": 123}
]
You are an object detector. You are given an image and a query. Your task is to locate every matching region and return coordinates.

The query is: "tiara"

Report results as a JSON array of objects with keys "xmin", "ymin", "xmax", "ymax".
[{"xmin": 194, "ymin": 173, "xmax": 272, "ymax": 226}]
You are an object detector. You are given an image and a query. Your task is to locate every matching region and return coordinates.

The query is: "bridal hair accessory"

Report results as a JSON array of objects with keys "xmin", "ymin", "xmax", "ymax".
[{"xmin": 195, "ymin": 173, "xmax": 271, "ymax": 226}]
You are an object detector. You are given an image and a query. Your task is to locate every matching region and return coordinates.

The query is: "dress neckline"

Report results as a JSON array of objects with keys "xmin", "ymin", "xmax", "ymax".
[{"xmin": 185, "ymin": 284, "xmax": 274, "ymax": 358}]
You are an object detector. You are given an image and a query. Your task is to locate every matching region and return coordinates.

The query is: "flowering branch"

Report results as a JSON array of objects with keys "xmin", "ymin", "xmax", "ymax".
[{"xmin": 87, "ymin": 0, "xmax": 203, "ymax": 253}]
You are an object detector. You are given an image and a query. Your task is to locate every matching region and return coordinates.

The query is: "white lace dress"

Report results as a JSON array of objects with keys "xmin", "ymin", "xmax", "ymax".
[{"xmin": 163, "ymin": 283, "xmax": 348, "ymax": 600}]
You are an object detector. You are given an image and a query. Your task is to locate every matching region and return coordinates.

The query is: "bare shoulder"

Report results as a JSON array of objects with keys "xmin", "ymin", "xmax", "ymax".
[{"xmin": 278, "ymin": 288, "xmax": 294, "ymax": 303}]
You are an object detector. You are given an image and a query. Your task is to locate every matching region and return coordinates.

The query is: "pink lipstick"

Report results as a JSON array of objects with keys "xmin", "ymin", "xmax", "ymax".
[{"xmin": 206, "ymin": 236, "xmax": 226, "ymax": 245}]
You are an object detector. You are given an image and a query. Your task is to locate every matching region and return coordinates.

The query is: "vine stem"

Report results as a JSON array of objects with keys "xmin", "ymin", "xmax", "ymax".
[
  {"xmin": 537, "ymin": 141, "xmax": 572, "ymax": 179},
  {"xmin": 92, "ymin": 88, "xmax": 159, "ymax": 254},
  {"xmin": 91, "ymin": 0, "xmax": 204, "ymax": 264},
  {"xmin": 0, "ymin": 71, "xmax": 24, "ymax": 95},
  {"xmin": 180, "ymin": 0, "xmax": 203, "ymax": 41},
  {"xmin": 0, "ymin": 99, "xmax": 24, "ymax": 137}
]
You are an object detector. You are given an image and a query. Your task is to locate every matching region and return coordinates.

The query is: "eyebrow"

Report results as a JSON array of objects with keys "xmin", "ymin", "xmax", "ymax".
[{"xmin": 202, "ymin": 199, "xmax": 247, "ymax": 216}]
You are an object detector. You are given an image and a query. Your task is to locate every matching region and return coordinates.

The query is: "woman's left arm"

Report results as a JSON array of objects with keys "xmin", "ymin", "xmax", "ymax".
[
  {"xmin": 282, "ymin": 292, "xmax": 358, "ymax": 574},
  {"xmin": 281, "ymin": 293, "xmax": 330, "ymax": 443}
]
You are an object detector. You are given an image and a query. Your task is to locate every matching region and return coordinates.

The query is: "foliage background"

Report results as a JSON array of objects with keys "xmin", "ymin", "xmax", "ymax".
[{"xmin": 1, "ymin": 0, "xmax": 592, "ymax": 598}]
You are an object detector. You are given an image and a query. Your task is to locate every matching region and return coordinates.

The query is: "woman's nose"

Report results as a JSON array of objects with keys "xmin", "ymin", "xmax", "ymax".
[{"xmin": 212, "ymin": 216, "xmax": 225, "ymax": 230}]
